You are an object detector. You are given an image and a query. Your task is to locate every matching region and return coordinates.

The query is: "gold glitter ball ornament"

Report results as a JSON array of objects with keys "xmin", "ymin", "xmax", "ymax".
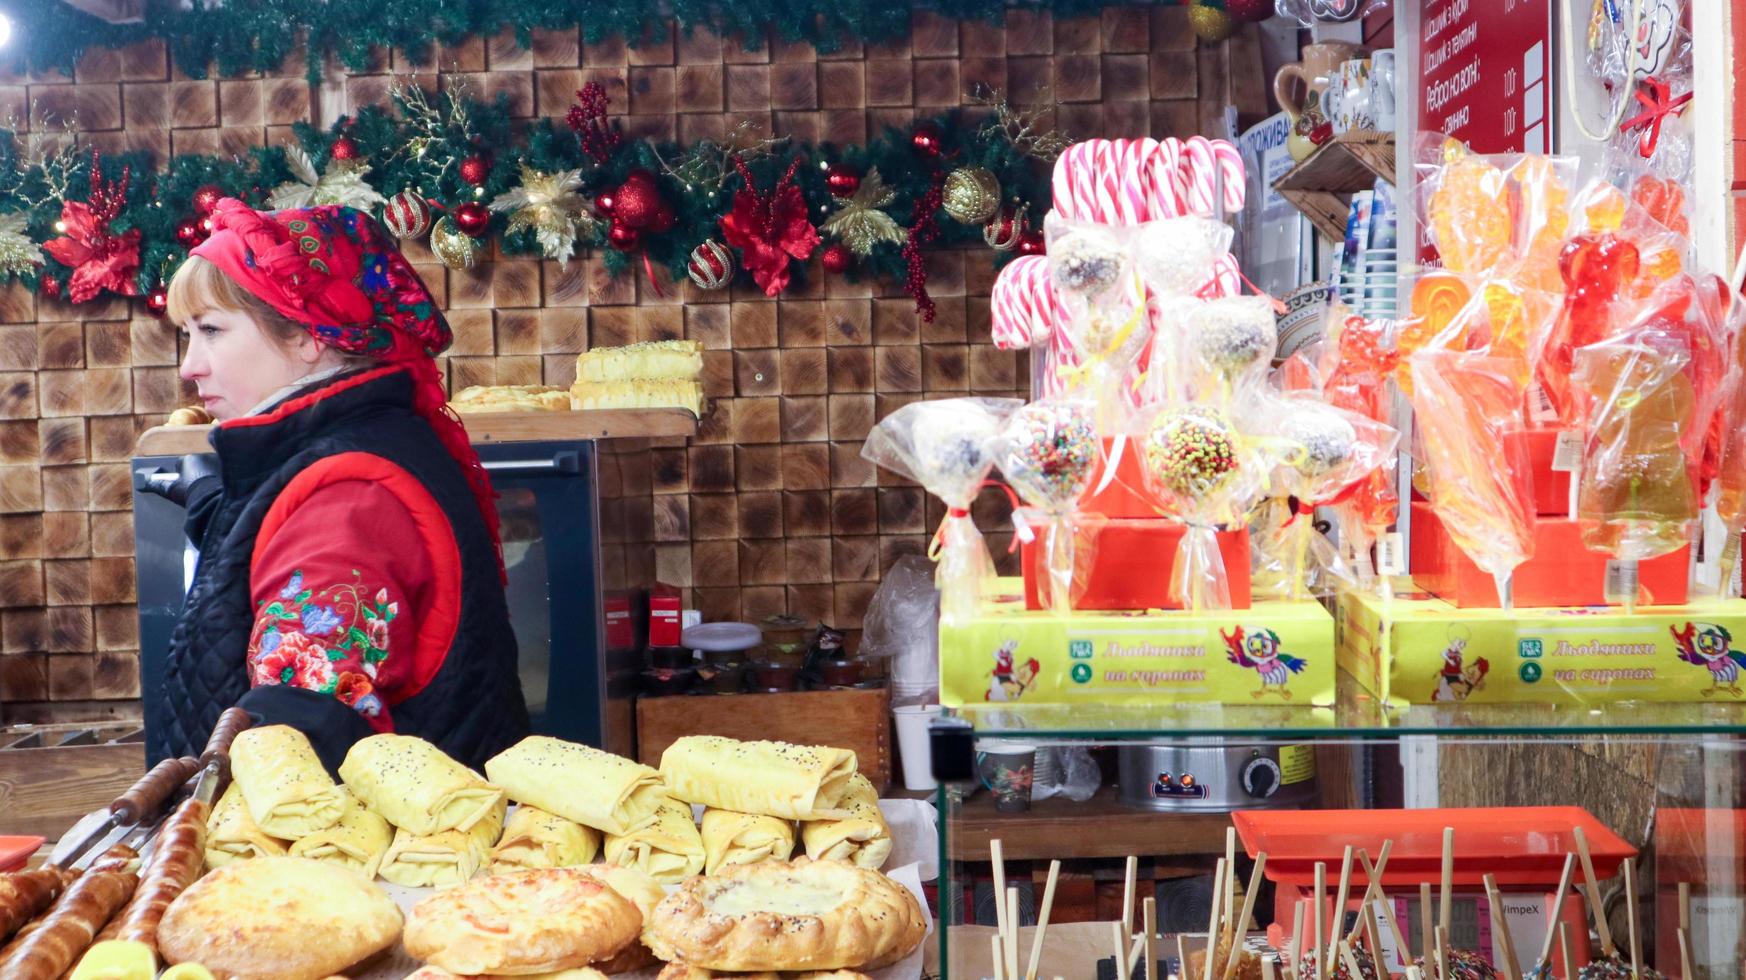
[
  {"xmin": 430, "ymin": 216, "xmax": 482, "ymax": 271},
  {"xmin": 1188, "ymin": 4, "xmax": 1237, "ymax": 42},
  {"xmin": 942, "ymin": 167, "xmax": 1002, "ymax": 224}
]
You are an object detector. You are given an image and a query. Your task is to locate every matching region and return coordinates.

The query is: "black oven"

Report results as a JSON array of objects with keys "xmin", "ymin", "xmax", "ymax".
[{"xmin": 132, "ymin": 439, "xmax": 644, "ymax": 757}]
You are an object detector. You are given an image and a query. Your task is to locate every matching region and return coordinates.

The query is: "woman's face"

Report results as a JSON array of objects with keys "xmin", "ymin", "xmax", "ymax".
[{"xmin": 178, "ymin": 308, "xmax": 325, "ymax": 420}]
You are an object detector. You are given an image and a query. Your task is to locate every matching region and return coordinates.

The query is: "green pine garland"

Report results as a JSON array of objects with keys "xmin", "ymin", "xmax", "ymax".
[
  {"xmin": 2, "ymin": 0, "xmax": 1161, "ymax": 82},
  {"xmin": 0, "ymin": 84, "xmax": 1054, "ymax": 305}
]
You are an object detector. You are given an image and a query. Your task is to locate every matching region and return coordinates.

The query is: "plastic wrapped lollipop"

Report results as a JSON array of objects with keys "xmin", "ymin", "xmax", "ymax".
[
  {"xmin": 1408, "ymin": 348, "xmax": 1538, "ymax": 609},
  {"xmin": 1539, "ymin": 232, "xmax": 1642, "ymax": 426},
  {"xmin": 1139, "ymin": 405, "xmax": 1255, "ymax": 611},
  {"xmin": 861, "ymin": 398, "xmax": 1022, "ymax": 625},
  {"xmin": 1316, "ymin": 312, "xmax": 1402, "ymax": 590},
  {"xmin": 1704, "ymin": 280, "xmax": 1746, "ymax": 594},
  {"xmin": 1185, "ymin": 296, "xmax": 1278, "ymax": 405},
  {"xmin": 994, "ymin": 400, "xmax": 1099, "ymax": 614},
  {"xmin": 1136, "ymin": 216, "xmax": 1234, "ymax": 296},
  {"xmin": 1043, "ymin": 217, "xmax": 1151, "ymax": 421},
  {"xmin": 1267, "ymin": 398, "xmax": 1400, "ymax": 600}
]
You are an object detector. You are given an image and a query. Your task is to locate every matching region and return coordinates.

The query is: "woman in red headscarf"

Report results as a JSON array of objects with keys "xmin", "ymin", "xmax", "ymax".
[{"xmin": 149, "ymin": 200, "xmax": 528, "ymax": 772}]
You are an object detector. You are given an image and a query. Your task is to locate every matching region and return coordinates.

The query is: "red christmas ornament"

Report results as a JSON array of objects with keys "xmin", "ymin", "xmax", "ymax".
[
  {"xmin": 821, "ymin": 243, "xmax": 852, "ymax": 274},
  {"xmin": 1226, "ymin": 0, "xmax": 1272, "ymax": 22},
  {"xmin": 594, "ymin": 192, "xmax": 617, "ymax": 217},
  {"xmin": 687, "ymin": 239, "xmax": 735, "ymax": 290},
  {"xmin": 199, "ymin": 216, "xmax": 215, "ymax": 237},
  {"xmin": 612, "ymin": 170, "xmax": 664, "ymax": 229},
  {"xmin": 1016, "ymin": 230, "xmax": 1047, "ymax": 256},
  {"xmin": 647, "ymin": 204, "xmax": 677, "ymax": 235},
  {"xmin": 175, "ymin": 218, "xmax": 206, "ymax": 249},
  {"xmin": 145, "ymin": 286, "xmax": 169, "ymax": 318},
  {"xmin": 460, "ymin": 155, "xmax": 490, "ymax": 186},
  {"xmin": 453, "ymin": 201, "xmax": 491, "ymax": 238},
  {"xmin": 608, "ymin": 222, "xmax": 642, "ymax": 251},
  {"xmin": 329, "ymin": 135, "xmax": 360, "ymax": 162},
  {"xmin": 825, "ymin": 163, "xmax": 862, "ymax": 198},
  {"xmin": 191, "ymin": 183, "xmax": 224, "ymax": 216},
  {"xmin": 39, "ymin": 275, "xmax": 60, "ymax": 300},
  {"xmin": 911, "ymin": 122, "xmax": 944, "ymax": 158}
]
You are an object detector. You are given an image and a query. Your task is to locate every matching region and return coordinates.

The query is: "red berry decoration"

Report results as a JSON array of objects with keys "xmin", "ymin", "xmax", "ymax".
[
  {"xmin": 459, "ymin": 154, "xmax": 490, "ymax": 186},
  {"xmin": 821, "ymin": 243, "xmax": 852, "ymax": 274},
  {"xmin": 39, "ymin": 275, "xmax": 60, "ymax": 299},
  {"xmin": 145, "ymin": 286, "xmax": 169, "ymax": 319},
  {"xmin": 175, "ymin": 218, "xmax": 206, "ymax": 249},
  {"xmin": 329, "ymin": 135, "xmax": 360, "ymax": 162},
  {"xmin": 1016, "ymin": 230, "xmax": 1046, "ymax": 256},
  {"xmin": 608, "ymin": 222, "xmax": 642, "ymax": 251},
  {"xmin": 199, "ymin": 216, "xmax": 215, "ymax": 237},
  {"xmin": 453, "ymin": 201, "xmax": 491, "ymax": 238},
  {"xmin": 825, "ymin": 163, "xmax": 862, "ymax": 198},
  {"xmin": 612, "ymin": 170, "xmax": 664, "ymax": 229},
  {"xmin": 191, "ymin": 183, "xmax": 224, "ymax": 216},
  {"xmin": 911, "ymin": 122, "xmax": 944, "ymax": 158},
  {"xmin": 594, "ymin": 191, "xmax": 617, "ymax": 217},
  {"xmin": 1226, "ymin": 0, "xmax": 1272, "ymax": 21}
]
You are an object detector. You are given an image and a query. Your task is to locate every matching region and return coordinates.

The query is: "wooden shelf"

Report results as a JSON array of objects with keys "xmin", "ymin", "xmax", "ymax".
[
  {"xmin": 1273, "ymin": 131, "xmax": 1396, "ymax": 241},
  {"xmin": 947, "ymin": 785, "xmax": 1232, "ymax": 861},
  {"xmin": 134, "ymin": 408, "xmax": 698, "ymax": 456}
]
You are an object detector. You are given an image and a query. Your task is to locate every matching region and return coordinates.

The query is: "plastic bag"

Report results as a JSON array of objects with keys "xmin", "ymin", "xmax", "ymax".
[
  {"xmin": 994, "ymin": 400, "xmax": 1099, "ymax": 614},
  {"xmin": 1029, "ymin": 746, "xmax": 1101, "ymax": 803},
  {"xmin": 1274, "ymin": 0, "xmax": 1386, "ymax": 25},
  {"xmin": 1538, "ymin": 232, "xmax": 1642, "ymax": 427},
  {"xmin": 861, "ymin": 398, "xmax": 1022, "ymax": 625},
  {"xmin": 861, "ymin": 555, "xmax": 941, "ymax": 706}
]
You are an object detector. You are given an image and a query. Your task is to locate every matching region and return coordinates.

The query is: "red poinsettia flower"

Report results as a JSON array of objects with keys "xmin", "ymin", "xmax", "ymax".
[
  {"xmin": 719, "ymin": 160, "xmax": 820, "ymax": 297},
  {"xmin": 42, "ymin": 201, "xmax": 142, "ymax": 304}
]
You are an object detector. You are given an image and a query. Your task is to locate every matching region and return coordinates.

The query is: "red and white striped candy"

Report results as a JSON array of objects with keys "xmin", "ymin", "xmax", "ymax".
[
  {"xmin": 1181, "ymin": 137, "xmax": 1221, "ymax": 216},
  {"xmin": 991, "ymin": 256, "xmax": 1061, "ymax": 350},
  {"xmin": 1210, "ymin": 139, "xmax": 1247, "ymax": 212},
  {"xmin": 1144, "ymin": 138, "xmax": 1189, "ymax": 220}
]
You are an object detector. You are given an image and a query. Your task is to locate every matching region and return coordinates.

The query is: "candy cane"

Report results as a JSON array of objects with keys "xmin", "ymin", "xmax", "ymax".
[
  {"xmin": 1146, "ymin": 138, "xmax": 1189, "ymax": 220},
  {"xmin": 1182, "ymin": 136, "xmax": 1220, "ymax": 216},
  {"xmin": 1118, "ymin": 138, "xmax": 1159, "ymax": 224},
  {"xmin": 1210, "ymin": 138, "xmax": 1247, "ymax": 213},
  {"xmin": 1201, "ymin": 254, "xmax": 1243, "ymax": 297},
  {"xmin": 1051, "ymin": 143, "xmax": 1088, "ymax": 222},
  {"xmin": 991, "ymin": 256, "xmax": 1060, "ymax": 350}
]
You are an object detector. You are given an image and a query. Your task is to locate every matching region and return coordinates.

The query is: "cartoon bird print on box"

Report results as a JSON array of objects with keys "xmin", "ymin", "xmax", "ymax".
[
  {"xmin": 986, "ymin": 639, "xmax": 1042, "ymax": 702},
  {"xmin": 1671, "ymin": 622, "xmax": 1746, "ymax": 698},
  {"xmin": 1222, "ymin": 625, "xmax": 1306, "ymax": 700},
  {"xmin": 1432, "ymin": 624, "xmax": 1489, "ymax": 703}
]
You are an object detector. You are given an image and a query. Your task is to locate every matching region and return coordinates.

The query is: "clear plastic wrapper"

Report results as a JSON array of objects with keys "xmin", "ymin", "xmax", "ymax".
[
  {"xmin": 1706, "ymin": 284, "xmax": 1746, "ymax": 592},
  {"xmin": 1417, "ymin": 140, "xmax": 1578, "ymax": 288},
  {"xmin": 1249, "ymin": 497, "xmax": 1357, "ymax": 600},
  {"xmin": 1135, "ymin": 216, "xmax": 1235, "ymax": 297},
  {"xmin": 1316, "ymin": 310, "xmax": 1402, "ymax": 585},
  {"xmin": 861, "ymin": 397, "xmax": 1022, "ymax": 625},
  {"xmin": 1538, "ymin": 231, "xmax": 1641, "ymax": 427},
  {"xmin": 1137, "ymin": 404, "xmax": 1262, "ymax": 611},
  {"xmin": 993, "ymin": 399, "xmax": 1099, "ymax": 613},
  {"xmin": 1274, "ymin": 0, "xmax": 1386, "ymax": 26},
  {"xmin": 862, "ymin": 555, "xmax": 941, "ymax": 705},
  {"xmin": 1182, "ymin": 295, "xmax": 1277, "ymax": 407},
  {"xmin": 1407, "ymin": 348, "xmax": 1538, "ymax": 608},
  {"xmin": 1042, "ymin": 215, "xmax": 1151, "ymax": 424}
]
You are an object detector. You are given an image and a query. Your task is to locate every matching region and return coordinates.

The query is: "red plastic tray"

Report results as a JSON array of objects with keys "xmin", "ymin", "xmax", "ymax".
[
  {"xmin": 1233, "ymin": 807, "xmax": 1636, "ymax": 887},
  {"xmin": 0, "ymin": 835, "xmax": 44, "ymax": 872}
]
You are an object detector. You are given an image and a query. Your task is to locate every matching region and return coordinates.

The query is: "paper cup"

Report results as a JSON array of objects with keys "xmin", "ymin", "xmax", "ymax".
[
  {"xmin": 894, "ymin": 704, "xmax": 941, "ymax": 791},
  {"xmin": 976, "ymin": 739, "xmax": 1038, "ymax": 812}
]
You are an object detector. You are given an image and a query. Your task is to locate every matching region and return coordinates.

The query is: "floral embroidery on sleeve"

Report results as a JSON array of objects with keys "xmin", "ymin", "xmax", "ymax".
[{"xmin": 247, "ymin": 569, "xmax": 400, "ymax": 721}]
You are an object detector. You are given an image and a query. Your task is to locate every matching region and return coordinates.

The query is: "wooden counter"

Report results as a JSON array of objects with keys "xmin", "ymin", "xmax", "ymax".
[
  {"xmin": 134, "ymin": 407, "xmax": 698, "ymax": 455},
  {"xmin": 946, "ymin": 785, "xmax": 1231, "ymax": 861}
]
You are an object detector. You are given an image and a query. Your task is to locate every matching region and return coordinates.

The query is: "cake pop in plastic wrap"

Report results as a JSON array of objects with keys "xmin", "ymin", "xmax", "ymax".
[
  {"xmin": 861, "ymin": 397, "xmax": 1022, "ymax": 624},
  {"xmin": 1140, "ymin": 405, "xmax": 1254, "ymax": 610},
  {"xmin": 1262, "ymin": 397, "xmax": 1399, "ymax": 599},
  {"xmin": 1137, "ymin": 216, "xmax": 1234, "ymax": 296},
  {"xmin": 1186, "ymin": 296, "xmax": 1277, "ymax": 404},
  {"xmin": 994, "ymin": 399, "xmax": 1098, "ymax": 613}
]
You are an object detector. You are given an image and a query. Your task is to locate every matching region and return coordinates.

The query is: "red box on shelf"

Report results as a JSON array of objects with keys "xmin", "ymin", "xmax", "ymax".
[
  {"xmin": 1081, "ymin": 436, "xmax": 1154, "ymax": 519},
  {"xmin": 1409, "ymin": 502, "xmax": 1690, "ymax": 608},
  {"xmin": 1517, "ymin": 427, "xmax": 1576, "ymax": 517},
  {"xmin": 1020, "ymin": 519, "xmax": 1252, "ymax": 611},
  {"xmin": 648, "ymin": 582, "xmax": 683, "ymax": 647}
]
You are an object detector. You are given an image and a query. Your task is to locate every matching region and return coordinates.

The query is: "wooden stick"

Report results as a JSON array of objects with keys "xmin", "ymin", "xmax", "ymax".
[
  {"xmin": 991, "ymin": 840, "xmax": 1011, "ymax": 965},
  {"xmin": 1535, "ymin": 854, "xmax": 1578, "ymax": 975},
  {"xmin": 1129, "ymin": 932, "xmax": 1147, "ymax": 975},
  {"xmin": 1287, "ymin": 901, "xmax": 1306, "ymax": 980},
  {"xmin": 1024, "ymin": 861, "xmax": 1061, "ymax": 980},
  {"xmin": 1124, "ymin": 855, "xmax": 1140, "ymax": 938},
  {"xmin": 1007, "ymin": 887, "xmax": 1022, "ymax": 980},
  {"xmin": 1339, "ymin": 940, "xmax": 1366, "ymax": 980},
  {"xmin": 1558, "ymin": 923, "xmax": 1574, "ymax": 980},
  {"xmin": 1144, "ymin": 897, "xmax": 1157, "ymax": 980},
  {"xmin": 993, "ymin": 933, "xmax": 1007, "ymax": 980},
  {"xmin": 1435, "ymin": 925, "xmax": 1450, "ymax": 980},
  {"xmin": 1406, "ymin": 968, "xmax": 1424, "ymax": 980},
  {"xmin": 1622, "ymin": 858, "xmax": 1641, "ymax": 980},
  {"xmin": 1204, "ymin": 858, "xmax": 1228, "ymax": 980},
  {"xmin": 1483, "ymin": 874, "xmax": 1521, "ymax": 980},
  {"xmin": 1361, "ymin": 903, "xmax": 1385, "ymax": 975},
  {"xmin": 1226, "ymin": 827, "xmax": 1239, "ymax": 944},
  {"xmin": 1225, "ymin": 854, "xmax": 1269, "ymax": 980},
  {"xmin": 1114, "ymin": 921, "xmax": 1130, "ymax": 980},
  {"xmin": 1359, "ymin": 846, "xmax": 1410, "ymax": 958},
  {"xmin": 1327, "ymin": 846, "xmax": 1354, "ymax": 972},
  {"xmin": 1419, "ymin": 883, "xmax": 1434, "ymax": 974},
  {"xmin": 1263, "ymin": 951, "xmax": 1279, "ymax": 980},
  {"xmin": 1678, "ymin": 881, "xmax": 1691, "ymax": 936},
  {"xmin": 1439, "ymin": 828, "xmax": 1454, "ymax": 945},
  {"xmin": 1180, "ymin": 935, "xmax": 1193, "ymax": 980},
  {"xmin": 1571, "ymin": 826, "xmax": 1617, "ymax": 957},
  {"xmin": 1677, "ymin": 927, "xmax": 1694, "ymax": 980},
  {"xmin": 1313, "ymin": 862, "xmax": 1326, "ymax": 980},
  {"xmin": 1348, "ymin": 844, "xmax": 1390, "ymax": 941}
]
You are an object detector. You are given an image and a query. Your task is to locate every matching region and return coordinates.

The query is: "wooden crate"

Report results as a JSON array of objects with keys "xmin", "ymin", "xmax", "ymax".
[
  {"xmin": 636, "ymin": 687, "xmax": 892, "ymax": 790},
  {"xmin": 0, "ymin": 726, "xmax": 145, "ymax": 839}
]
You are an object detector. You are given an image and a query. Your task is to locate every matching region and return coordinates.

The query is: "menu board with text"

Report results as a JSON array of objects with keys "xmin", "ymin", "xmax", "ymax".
[{"xmin": 1419, "ymin": 0, "xmax": 1555, "ymax": 153}]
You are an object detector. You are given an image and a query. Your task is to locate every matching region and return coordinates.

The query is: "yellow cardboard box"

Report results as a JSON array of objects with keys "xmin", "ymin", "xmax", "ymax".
[
  {"xmin": 939, "ymin": 579, "xmax": 1336, "ymax": 706},
  {"xmin": 1336, "ymin": 590, "xmax": 1746, "ymax": 704}
]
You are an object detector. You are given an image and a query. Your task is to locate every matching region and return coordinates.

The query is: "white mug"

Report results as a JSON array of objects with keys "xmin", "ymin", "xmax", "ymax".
[
  {"xmin": 1336, "ymin": 58, "xmax": 1373, "ymax": 134},
  {"xmin": 1369, "ymin": 50, "xmax": 1396, "ymax": 132}
]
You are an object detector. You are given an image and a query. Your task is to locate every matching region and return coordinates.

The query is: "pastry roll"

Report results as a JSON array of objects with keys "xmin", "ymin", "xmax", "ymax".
[
  {"xmin": 485, "ymin": 736, "xmax": 667, "ymax": 836},
  {"xmin": 601, "ymin": 799, "xmax": 704, "ymax": 885},
  {"xmin": 488, "ymin": 805, "xmax": 602, "ymax": 874},
  {"xmin": 205, "ymin": 784, "xmax": 288, "ymax": 868},
  {"xmin": 700, "ymin": 808, "xmax": 795, "ymax": 876},
  {"xmin": 659, "ymin": 735, "xmax": 858, "ymax": 821},
  {"xmin": 800, "ymin": 773, "xmax": 892, "ymax": 869},
  {"xmin": 340, "ymin": 733, "xmax": 505, "ymax": 835},
  {"xmin": 229, "ymin": 725, "xmax": 348, "ymax": 839},
  {"xmin": 288, "ymin": 792, "xmax": 394, "ymax": 879},
  {"xmin": 377, "ymin": 797, "xmax": 507, "ymax": 887}
]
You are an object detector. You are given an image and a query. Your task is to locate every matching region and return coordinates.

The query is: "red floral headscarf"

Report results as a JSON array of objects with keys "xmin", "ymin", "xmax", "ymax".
[{"xmin": 191, "ymin": 199, "xmax": 503, "ymax": 578}]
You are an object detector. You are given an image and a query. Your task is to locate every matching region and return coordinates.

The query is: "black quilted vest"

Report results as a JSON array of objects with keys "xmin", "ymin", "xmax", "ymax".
[{"xmin": 147, "ymin": 366, "xmax": 529, "ymax": 770}]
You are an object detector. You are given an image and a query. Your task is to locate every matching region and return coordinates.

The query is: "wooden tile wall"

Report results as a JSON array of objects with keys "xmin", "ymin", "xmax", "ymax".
[{"xmin": 0, "ymin": 11, "xmax": 1262, "ymax": 713}]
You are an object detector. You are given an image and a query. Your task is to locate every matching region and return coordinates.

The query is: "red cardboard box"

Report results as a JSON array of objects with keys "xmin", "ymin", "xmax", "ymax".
[
  {"xmin": 1518, "ymin": 427, "xmax": 1576, "ymax": 517},
  {"xmin": 1081, "ymin": 436, "xmax": 1155, "ymax": 519},
  {"xmin": 649, "ymin": 582, "xmax": 683, "ymax": 647},
  {"xmin": 1409, "ymin": 502, "xmax": 1689, "ymax": 608},
  {"xmin": 1020, "ymin": 519, "xmax": 1252, "ymax": 610}
]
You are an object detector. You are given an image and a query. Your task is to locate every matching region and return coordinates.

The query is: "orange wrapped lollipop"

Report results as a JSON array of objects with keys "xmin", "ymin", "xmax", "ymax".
[
  {"xmin": 1426, "ymin": 140, "xmax": 1513, "ymax": 275},
  {"xmin": 1539, "ymin": 233, "xmax": 1641, "ymax": 426}
]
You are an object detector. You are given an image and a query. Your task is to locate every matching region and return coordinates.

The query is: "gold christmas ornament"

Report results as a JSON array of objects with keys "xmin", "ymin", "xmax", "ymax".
[
  {"xmin": 942, "ymin": 167, "xmax": 1001, "ymax": 224},
  {"xmin": 488, "ymin": 165, "xmax": 595, "ymax": 269},
  {"xmin": 430, "ymin": 216, "xmax": 482, "ymax": 271},
  {"xmin": 1188, "ymin": 4, "xmax": 1237, "ymax": 42},
  {"xmin": 983, "ymin": 204, "xmax": 1028, "ymax": 251},
  {"xmin": 819, "ymin": 166, "xmax": 906, "ymax": 257}
]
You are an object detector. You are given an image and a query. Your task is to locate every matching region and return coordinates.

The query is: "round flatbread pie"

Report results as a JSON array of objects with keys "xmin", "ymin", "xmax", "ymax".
[
  {"xmin": 404, "ymin": 867, "xmax": 643, "ymax": 975},
  {"xmin": 656, "ymin": 966, "xmax": 872, "ymax": 980},
  {"xmin": 647, "ymin": 858, "xmax": 926, "ymax": 972},
  {"xmin": 400, "ymin": 969, "xmax": 608, "ymax": 980}
]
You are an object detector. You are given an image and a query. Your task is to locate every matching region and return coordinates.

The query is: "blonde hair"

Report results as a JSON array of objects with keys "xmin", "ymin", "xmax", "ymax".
[{"xmin": 166, "ymin": 256, "xmax": 371, "ymax": 366}]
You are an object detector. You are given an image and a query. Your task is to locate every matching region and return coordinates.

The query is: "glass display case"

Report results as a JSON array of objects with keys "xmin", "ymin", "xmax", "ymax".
[{"xmin": 928, "ymin": 676, "xmax": 1746, "ymax": 979}]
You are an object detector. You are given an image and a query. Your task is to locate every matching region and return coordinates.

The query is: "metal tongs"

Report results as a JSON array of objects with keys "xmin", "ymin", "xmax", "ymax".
[{"xmin": 47, "ymin": 707, "xmax": 251, "ymax": 870}]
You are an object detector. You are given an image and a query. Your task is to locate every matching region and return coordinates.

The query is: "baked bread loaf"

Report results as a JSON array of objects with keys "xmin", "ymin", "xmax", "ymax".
[
  {"xmin": 404, "ymin": 868, "xmax": 642, "ymax": 976},
  {"xmin": 601, "ymin": 798, "xmax": 705, "ymax": 885},
  {"xmin": 339, "ymin": 733, "xmax": 505, "ymax": 835},
  {"xmin": 646, "ymin": 858, "xmax": 926, "ymax": 972},
  {"xmin": 488, "ymin": 804, "xmax": 602, "ymax": 874},
  {"xmin": 157, "ymin": 856, "xmax": 402, "ymax": 980},
  {"xmin": 166, "ymin": 406, "xmax": 214, "ymax": 426},
  {"xmin": 570, "ymin": 378, "xmax": 704, "ymax": 416},
  {"xmin": 485, "ymin": 735, "xmax": 667, "ymax": 836},
  {"xmin": 800, "ymin": 773, "xmax": 892, "ymax": 870},
  {"xmin": 450, "ymin": 384, "xmax": 573, "ymax": 414},
  {"xmin": 575, "ymin": 340, "xmax": 703, "ymax": 382},
  {"xmin": 400, "ymin": 968, "xmax": 608, "ymax": 979},
  {"xmin": 229, "ymin": 725, "xmax": 348, "ymax": 839},
  {"xmin": 660, "ymin": 736, "xmax": 858, "ymax": 821},
  {"xmin": 700, "ymin": 808, "xmax": 795, "ymax": 875},
  {"xmin": 377, "ymin": 797, "xmax": 507, "ymax": 888},
  {"xmin": 204, "ymin": 783, "xmax": 288, "ymax": 868},
  {"xmin": 655, "ymin": 966, "xmax": 873, "ymax": 980},
  {"xmin": 287, "ymin": 792, "xmax": 393, "ymax": 879}
]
